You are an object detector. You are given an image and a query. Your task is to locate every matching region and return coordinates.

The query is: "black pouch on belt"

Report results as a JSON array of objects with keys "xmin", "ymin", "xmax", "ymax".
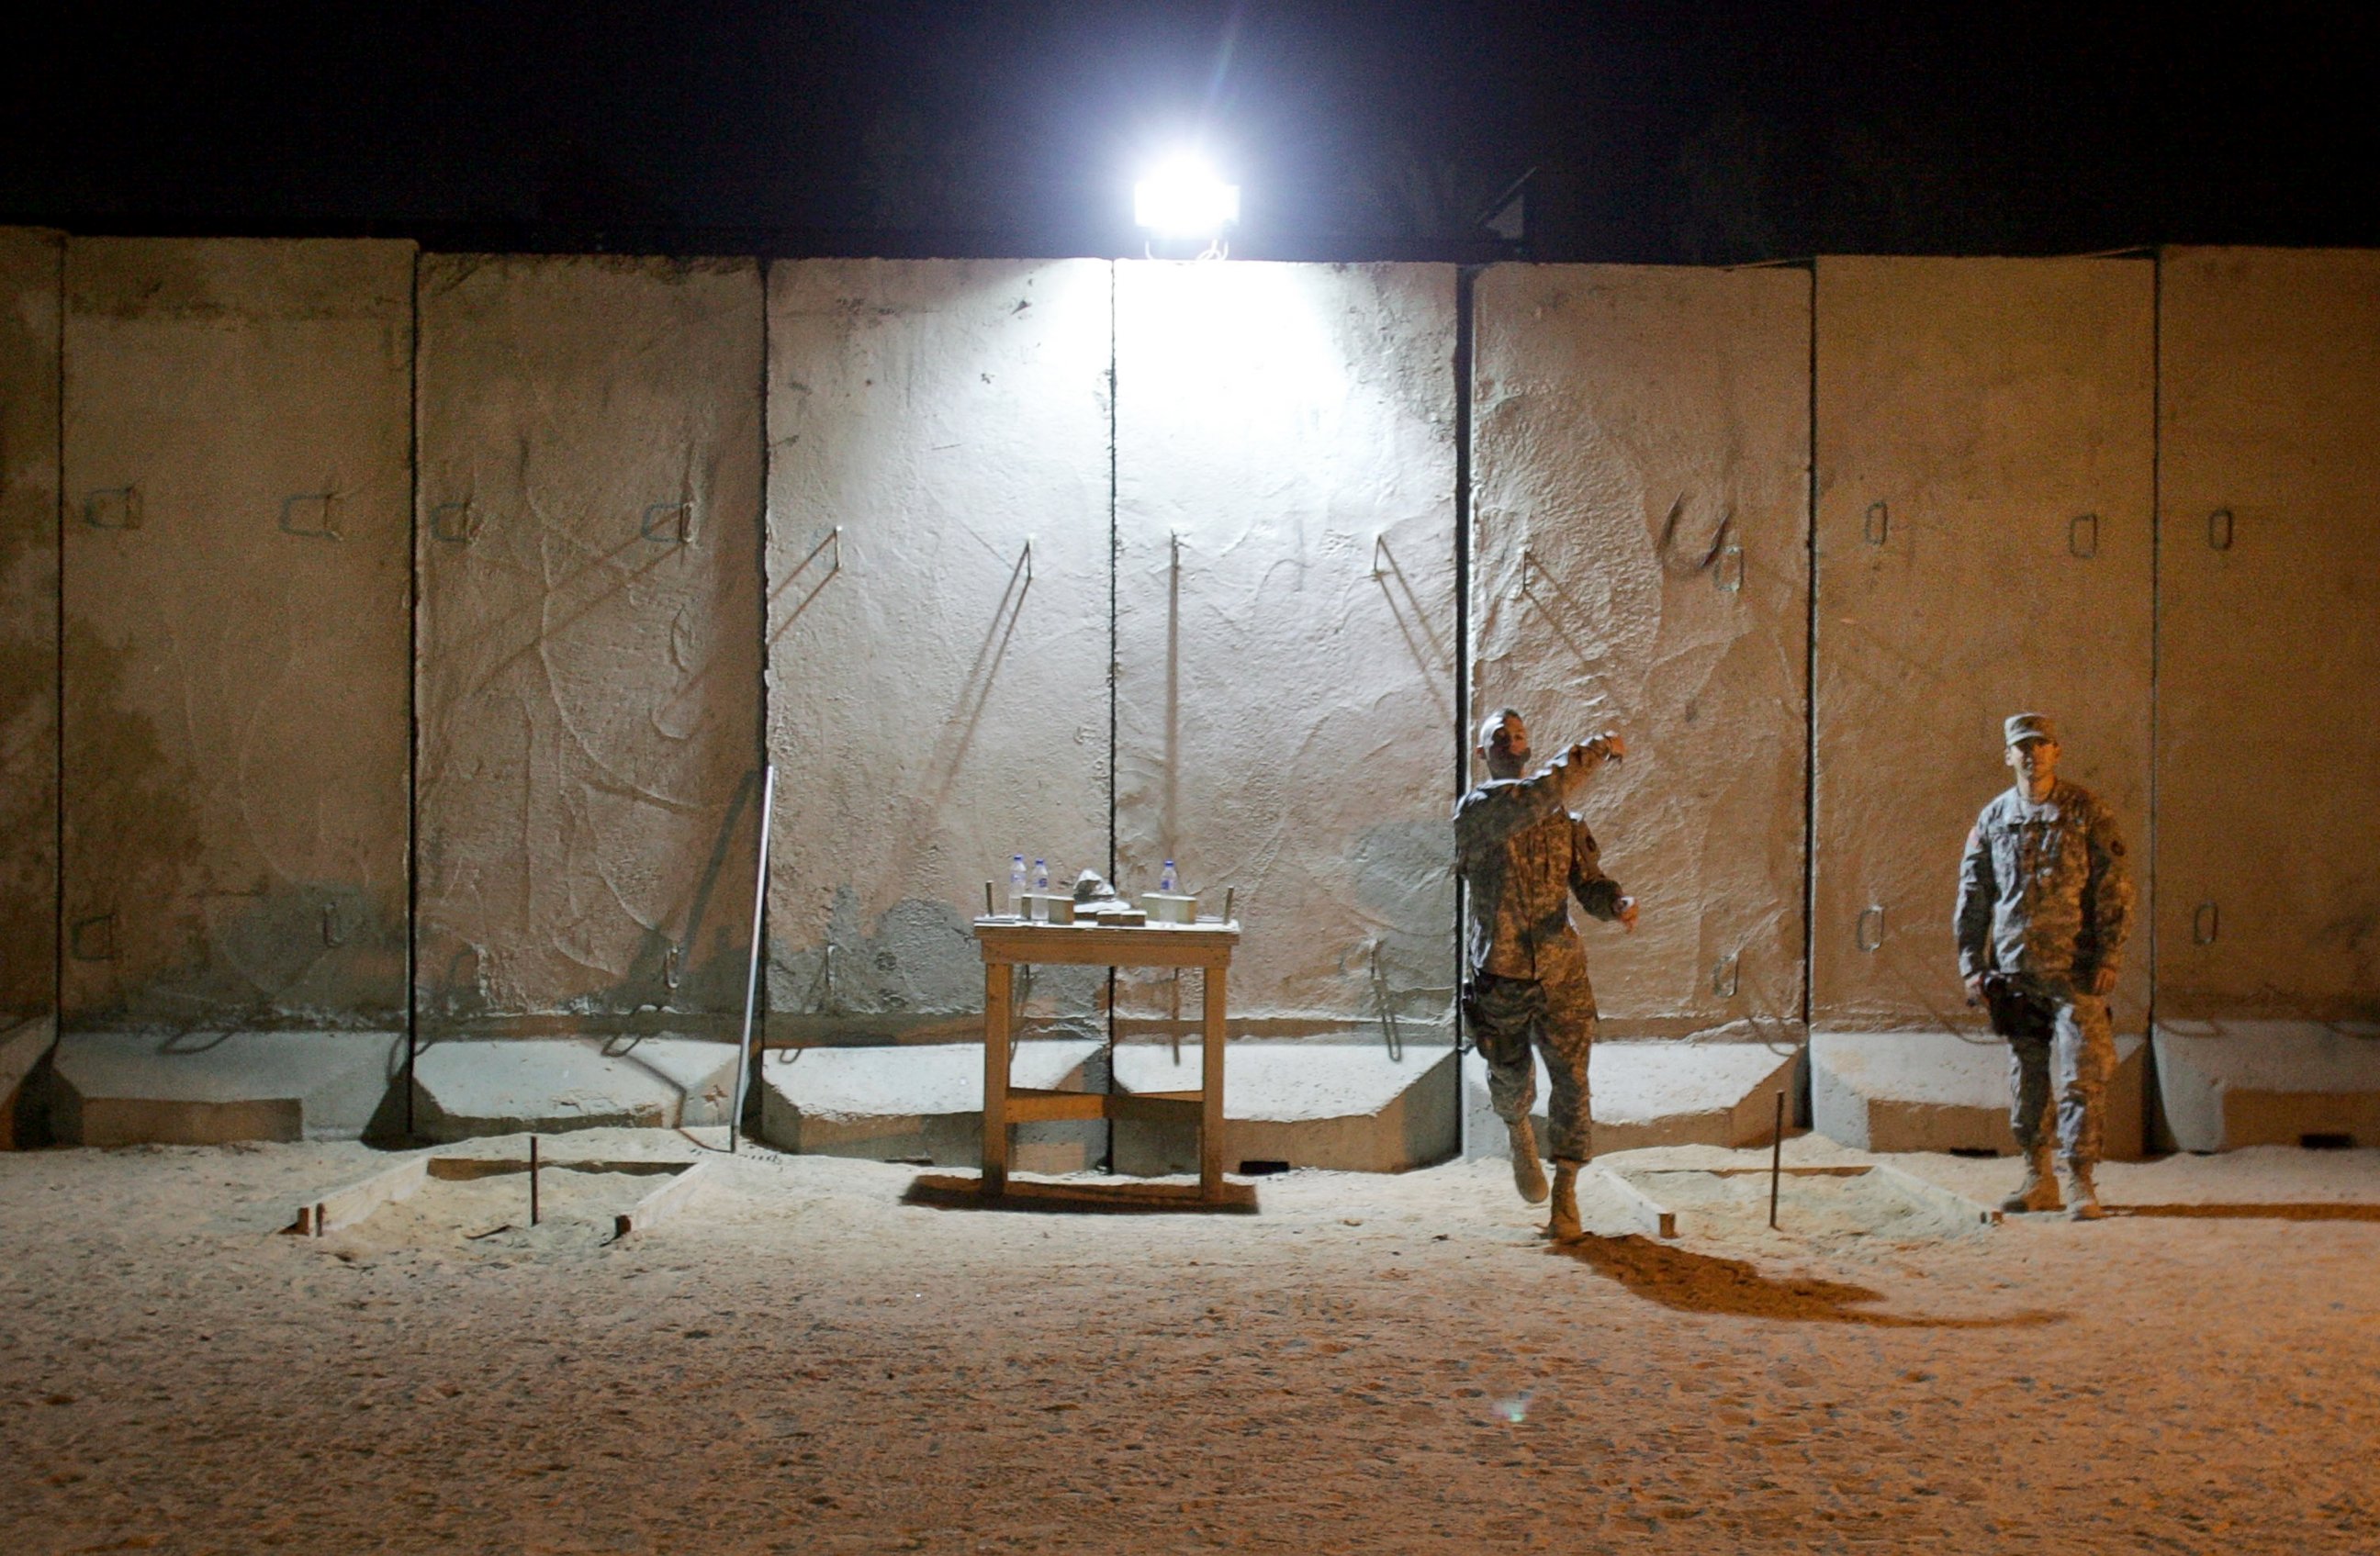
[{"xmin": 1981, "ymin": 972, "xmax": 2052, "ymax": 1042}]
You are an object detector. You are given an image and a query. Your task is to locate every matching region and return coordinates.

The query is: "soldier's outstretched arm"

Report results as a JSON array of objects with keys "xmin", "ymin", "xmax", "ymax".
[{"xmin": 1454, "ymin": 735, "xmax": 1617, "ymax": 857}]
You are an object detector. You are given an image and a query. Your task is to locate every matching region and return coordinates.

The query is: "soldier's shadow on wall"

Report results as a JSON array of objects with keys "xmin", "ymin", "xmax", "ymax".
[{"xmin": 1554, "ymin": 1234, "xmax": 2062, "ymax": 1328}]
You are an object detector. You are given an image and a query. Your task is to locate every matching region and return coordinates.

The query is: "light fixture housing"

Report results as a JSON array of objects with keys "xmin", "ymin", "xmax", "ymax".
[{"xmin": 1133, "ymin": 157, "xmax": 1241, "ymax": 241}]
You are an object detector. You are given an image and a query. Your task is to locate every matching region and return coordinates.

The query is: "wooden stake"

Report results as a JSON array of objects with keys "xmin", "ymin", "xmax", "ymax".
[
  {"xmin": 530, "ymin": 1136, "xmax": 541, "ymax": 1226},
  {"xmin": 1768, "ymin": 1091, "xmax": 1785, "ymax": 1230}
]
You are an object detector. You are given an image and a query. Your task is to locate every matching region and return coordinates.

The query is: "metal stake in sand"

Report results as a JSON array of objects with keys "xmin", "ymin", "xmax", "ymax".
[
  {"xmin": 530, "ymin": 1135, "xmax": 542, "ymax": 1226},
  {"xmin": 1768, "ymin": 1091, "xmax": 1785, "ymax": 1230},
  {"xmin": 726, "ymin": 764, "xmax": 778, "ymax": 1155}
]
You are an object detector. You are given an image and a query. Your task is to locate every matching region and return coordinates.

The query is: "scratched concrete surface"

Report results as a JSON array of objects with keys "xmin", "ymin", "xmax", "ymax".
[
  {"xmin": 1472, "ymin": 263, "xmax": 1811, "ymax": 1042},
  {"xmin": 1114, "ymin": 261, "xmax": 1459, "ymax": 1040},
  {"xmin": 0, "ymin": 227, "xmax": 61, "ymax": 1022},
  {"xmin": 60, "ymin": 238, "xmax": 414, "ymax": 1032},
  {"xmin": 1812, "ymin": 257, "xmax": 2154, "ymax": 1034},
  {"xmin": 763, "ymin": 259, "xmax": 1112, "ymax": 1043},
  {"xmin": 414, "ymin": 253, "xmax": 764, "ymax": 1036},
  {"xmin": 2156, "ymin": 247, "xmax": 2380, "ymax": 1022}
]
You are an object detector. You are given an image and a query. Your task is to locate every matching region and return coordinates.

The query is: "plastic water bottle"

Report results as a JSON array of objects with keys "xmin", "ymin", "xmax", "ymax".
[
  {"xmin": 1159, "ymin": 858, "xmax": 1177, "ymax": 893},
  {"xmin": 1032, "ymin": 859, "xmax": 1049, "ymax": 920},
  {"xmin": 1008, "ymin": 855, "xmax": 1027, "ymax": 918}
]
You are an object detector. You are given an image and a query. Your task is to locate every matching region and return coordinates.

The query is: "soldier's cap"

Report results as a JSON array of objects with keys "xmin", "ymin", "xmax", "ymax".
[
  {"xmin": 2004, "ymin": 712, "xmax": 2059, "ymax": 747},
  {"xmin": 1478, "ymin": 708, "xmax": 1524, "ymax": 748}
]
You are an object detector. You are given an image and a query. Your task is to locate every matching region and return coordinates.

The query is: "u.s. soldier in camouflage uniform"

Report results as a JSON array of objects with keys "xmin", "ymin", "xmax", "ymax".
[
  {"xmin": 1956, "ymin": 712, "xmax": 2135, "ymax": 1220},
  {"xmin": 1455, "ymin": 709, "xmax": 1636, "ymax": 1241}
]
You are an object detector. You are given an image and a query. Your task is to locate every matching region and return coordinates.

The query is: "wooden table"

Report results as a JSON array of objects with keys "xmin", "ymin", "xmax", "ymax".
[{"xmin": 974, "ymin": 918, "xmax": 1241, "ymax": 1202}]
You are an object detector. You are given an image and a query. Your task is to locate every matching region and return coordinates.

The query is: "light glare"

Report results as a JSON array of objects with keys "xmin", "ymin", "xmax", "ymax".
[{"xmin": 1134, "ymin": 159, "xmax": 1241, "ymax": 239}]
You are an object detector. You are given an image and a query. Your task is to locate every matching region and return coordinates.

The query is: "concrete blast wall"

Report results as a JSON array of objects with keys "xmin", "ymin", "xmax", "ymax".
[
  {"xmin": 0, "ymin": 229, "xmax": 61, "ymax": 1021},
  {"xmin": 1813, "ymin": 258, "xmax": 2155, "ymax": 1032},
  {"xmin": 1115, "ymin": 263, "xmax": 1459, "ymax": 1034},
  {"xmin": 2157, "ymin": 249, "xmax": 2380, "ymax": 1021},
  {"xmin": 61, "ymin": 240, "xmax": 415, "ymax": 1031},
  {"xmin": 1472, "ymin": 264, "xmax": 1811, "ymax": 1039},
  {"xmin": 764, "ymin": 260, "xmax": 1112, "ymax": 1036},
  {"xmin": 8, "ymin": 241, "xmax": 2378, "ymax": 1148},
  {"xmin": 414, "ymin": 255, "xmax": 764, "ymax": 1034}
]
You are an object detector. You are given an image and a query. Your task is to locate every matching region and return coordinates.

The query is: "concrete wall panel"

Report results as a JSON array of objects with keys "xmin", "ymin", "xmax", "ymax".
[
  {"xmin": 415, "ymin": 255, "xmax": 763, "ymax": 1033},
  {"xmin": 1813, "ymin": 258, "xmax": 2154, "ymax": 1029},
  {"xmin": 2158, "ymin": 248, "xmax": 2380, "ymax": 1020},
  {"xmin": 0, "ymin": 229, "xmax": 61, "ymax": 1020},
  {"xmin": 764, "ymin": 260, "xmax": 1112, "ymax": 1034},
  {"xmin": 1115, "ymin": 263, "xmax": 1458, "ymax": 1030},
  {"xmin": 61, "ymin": 239, "xmax": 414, "ymax": 1030},
  {"xmin": 1471, "ymin": 264, "xmax": 1810, "ymax": 1036}
]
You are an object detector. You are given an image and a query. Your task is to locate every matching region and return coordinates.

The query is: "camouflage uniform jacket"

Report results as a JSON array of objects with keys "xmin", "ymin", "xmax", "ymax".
[
  {"xmin": 1955, "ymin": 778, "xmax": 2135, "ymax": 986},
  {"xmin": 1454, "ymin": 767, "xmax": 1626, "ymax": 984}
]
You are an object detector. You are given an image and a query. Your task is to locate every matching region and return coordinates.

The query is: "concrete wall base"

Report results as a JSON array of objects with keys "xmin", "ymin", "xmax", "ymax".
[
  {"xmin": 1, "ymin": 1015, "xmax": 57, "ymax": 1147},
  {"xmin": 754, "ymin": 1038, "xmax": 1457, "ymax": 1176},
  {"xmin": 2153, "ymin": 1021, "xmax": 2380, "ymax": 1152},
  {"xmin": 1460, "ymin": 1041, "xmax": 1803, "ymax": 1159},
  {"xmin": 758, "ymin": 1040, "xmax": 1105, "ymax": 1172},
  {"xmin": 1811, "ymin": 1029, "xmax": 2148, "ymax": 1158},
  {"xmin": 410, "ymin": 1036, "xmax": 737, "ymax": 1143},
  {"xmin": 1111, "ymin": 1041, "xmax": 1457, "ymax": 1175},
  {"xmin": 49, "ymin": 1030, "xmax": 404, "ymax": 1145}
]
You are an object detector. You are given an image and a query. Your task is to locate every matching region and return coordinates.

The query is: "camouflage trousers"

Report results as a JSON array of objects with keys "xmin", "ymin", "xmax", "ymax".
[
  {"xmin": 2002, "ymin": 979, "xmax": 2116, "ymax": 1167},
  {"xmin": 1467, "ymin": 968, "xmax": 1600, "ymax": 1162}
]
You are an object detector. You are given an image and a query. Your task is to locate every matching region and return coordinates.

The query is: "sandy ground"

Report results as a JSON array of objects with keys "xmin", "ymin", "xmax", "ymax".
[{"xmin": 4, "ymin": 1132, "xmax": 2378, "ymax": 1555}]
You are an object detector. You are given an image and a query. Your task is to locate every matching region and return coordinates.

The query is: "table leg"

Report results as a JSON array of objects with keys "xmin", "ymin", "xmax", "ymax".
[
  {"xmin": 1200, "ymin": 962, "xmax": 1227, "ymax": 1201},
  {"xmin": 983, "ymin": 960, "xmax": 1013, "ymax": 1195}
]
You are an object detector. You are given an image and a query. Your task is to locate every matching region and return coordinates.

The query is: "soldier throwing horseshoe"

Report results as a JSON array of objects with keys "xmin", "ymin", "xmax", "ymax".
[
  {"xmin": 1956, "ymin": 713, "xmax": 2136, "ymax": 1219},
  {"xmin": 1455, "ymin": 709, "xmax": 1636, "ymax": 1241}
]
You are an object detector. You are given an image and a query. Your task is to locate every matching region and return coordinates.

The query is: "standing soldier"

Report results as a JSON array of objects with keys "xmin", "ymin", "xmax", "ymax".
[
  {"xmin": 1456, "ymin": 709, "xmax": 1636, "ymax": 1240},
  {"xmin": 1956, "ymin": 712, "xmax": 2135, "ymax": 1219}
]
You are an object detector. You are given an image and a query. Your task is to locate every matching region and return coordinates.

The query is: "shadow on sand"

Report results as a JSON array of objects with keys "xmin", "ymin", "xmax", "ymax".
[
  {"xmin": 1554, "ymin": 1234, "xmax": 2063, "ymax": 1328},
  {"xmin": 902, "ymin": 1172, "xmax": 1259, "ymax": 1216}
]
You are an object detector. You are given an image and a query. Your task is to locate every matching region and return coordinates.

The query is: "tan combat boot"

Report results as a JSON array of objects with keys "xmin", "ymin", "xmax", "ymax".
[
  {"xmin": 2000, "ymin": 1143, "xmax": 2063, "ymax": 1214},
  {"xmin": 1507, "ymin": 1118, "xmax": 1549, "ymax": 1205},
  {"xmin": 1547, "ymin": 1161, "xmax": 1584, "ymax": 1241},
  {"xmin": 2064, "ymin": 1160, "xmax": 2107, "ymax": 1221}
]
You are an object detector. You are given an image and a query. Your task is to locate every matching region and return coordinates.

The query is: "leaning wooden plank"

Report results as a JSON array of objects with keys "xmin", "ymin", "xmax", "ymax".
[
  {"xmin": 1592, "ymin": 1163, "xmax": 1678, "ymax": 1239},
  {"xmin": 305, "ymin": 1153, "xmax": 432, "ymax": 1237},
  {"xmin": 1870, "ymin": 1161, "xmax": 2003, "ymax": 1227},
  {"xmin": 612, "ymin": 1158, "xmax": 713, "ymax": 1239}
]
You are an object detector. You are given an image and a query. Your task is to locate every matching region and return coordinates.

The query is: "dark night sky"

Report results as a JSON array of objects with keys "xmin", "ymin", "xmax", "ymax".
[{"xmin": 6, "ymin": 2, "xmax": 2375, "ymax": 263}]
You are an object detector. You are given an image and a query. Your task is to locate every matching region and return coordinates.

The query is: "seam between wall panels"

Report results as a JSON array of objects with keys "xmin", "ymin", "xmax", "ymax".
[
  {"xmin": 52, "ymin": 236, "xmax": 66, "ymax": 1039},
  {"xmin": 1802, "ymin": 263, "xmax": 1819, "ymax": 1060},
  {"xmin": 1452, "ymin": 264, "xmax": 1476, "ymax": 1159},
  {"xmin": 404, "ymin": 249, "xmax": 422, "ymax": 1137},
  {"xmin": 756, "ymin": 259, "xmax": 775, "ymax": 1101},
  {"xmin": 1105, "ymin": 262, "xmax": 1119, "ymax": 1169},
  {"xmin": 2147, "ymin": 254, "xmax": 2161, "ymax": 1043}
]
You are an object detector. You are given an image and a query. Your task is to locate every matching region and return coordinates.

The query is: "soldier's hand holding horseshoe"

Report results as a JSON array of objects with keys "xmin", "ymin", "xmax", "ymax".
[{"xmin": 1568, "ymin": 732, "xmax": 1625, "ymax": 767}]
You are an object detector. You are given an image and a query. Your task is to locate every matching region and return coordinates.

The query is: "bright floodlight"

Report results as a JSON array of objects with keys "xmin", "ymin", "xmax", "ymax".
[{"xmin": 1134, "ymin": 158, "xmax": 1241, "ymax": 239}]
